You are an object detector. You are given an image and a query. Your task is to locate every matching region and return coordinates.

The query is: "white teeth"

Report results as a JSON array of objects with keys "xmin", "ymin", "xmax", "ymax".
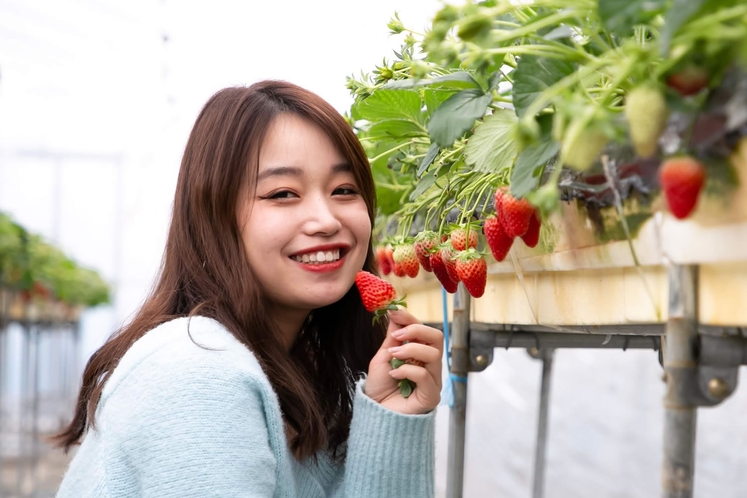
[{"xmin": 291, "ymin": 249, "xmax": 342, "ymax": 264}]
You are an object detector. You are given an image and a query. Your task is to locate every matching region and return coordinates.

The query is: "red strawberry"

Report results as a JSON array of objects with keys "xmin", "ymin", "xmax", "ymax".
[
  {"xmin": 659, "ymin": 156, "xmax": 706, "ymax": 219},
  {"xmin": 520, "ymin": 210, "xmax": 541, "ymax": 248},
  {"xmin": 393, "ymin": 244, "xmax": 420, "ymax": 278},
  {"xmin": 455, "ymin": 250, "xmax": 487, "ymax": 298},
  {"xmin": 666, "ymin": 65, "xmax": 708, "ymax": 97},
  {"xmin": 413, "ymin": 232, "xmax": 437, "ymax": 272},
  {"xmin": 500, "ymin": 193, "xmax": 535, "ymax": 238},
  {"xmin": 392, "ymin": 261, "xmax": 406, "ymax": 277},
  {"xmin": 440, "ymin": 245, "xmax": 460, "ymax": 283},
  {"xmin": 494, "ymin": 187, "xmax": 507, "ymax": 213},
  {"xmin": 430, "ymin": 249, "xmax": 459, "ymax": 293},
  {"xmin": 450, "ymin": 225, "xmax": 479, "ymax": 251},
  {"xmin": 376, "ymin": 246, "xmax": 392, "ymax": 275},
  {"xmin": 355, "ymin": 270, "xmax": 406, "ymax": 314},
  {"xmin": 483, "ymin": 214, "xmax": 514, "ymax": 261}
]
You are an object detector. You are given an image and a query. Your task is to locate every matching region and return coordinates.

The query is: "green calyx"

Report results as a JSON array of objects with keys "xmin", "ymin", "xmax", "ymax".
[
  {"xmin": 388, "ymin": 358, "xmax": 415, "ymax": 398},
  {"xmin": 371, "ymin": 297, "xmax": 408, "ymax": 325}
]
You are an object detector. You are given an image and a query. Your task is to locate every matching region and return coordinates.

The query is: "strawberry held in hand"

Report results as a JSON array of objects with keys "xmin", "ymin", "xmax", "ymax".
[
  {"xmin": 355, "ymin": 270, "xmax": 406, "ymax": 318},
  {"xmin": 659, "ymin": 156, "xmax": 706, "ymax": 219}
]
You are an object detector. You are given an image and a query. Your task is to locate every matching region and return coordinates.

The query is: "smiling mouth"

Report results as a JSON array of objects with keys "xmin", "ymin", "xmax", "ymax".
[{"xmin": 290, "ymin": 249, "xmax": 343, "ymax": 265}]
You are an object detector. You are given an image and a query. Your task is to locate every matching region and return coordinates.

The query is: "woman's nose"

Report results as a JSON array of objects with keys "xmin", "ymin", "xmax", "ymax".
[{"xmin": 302, "ymin": 197, "xmax": 342, "ymax": 236}]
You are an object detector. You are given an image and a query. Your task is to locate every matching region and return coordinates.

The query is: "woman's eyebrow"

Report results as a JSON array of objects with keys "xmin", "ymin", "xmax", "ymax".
[{"xmin": 257, "ymin": 162, "xmax": 351, "ymax": 181}]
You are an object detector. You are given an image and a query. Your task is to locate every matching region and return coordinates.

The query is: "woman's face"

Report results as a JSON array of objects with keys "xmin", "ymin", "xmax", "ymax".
[{"xmin": 237, "ymin": 113, "xmax": 371, "ymax": 315}]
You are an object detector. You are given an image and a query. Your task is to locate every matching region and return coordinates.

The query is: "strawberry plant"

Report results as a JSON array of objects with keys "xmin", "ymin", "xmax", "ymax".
[{"xmin": 351, "ymin": 0, "xmax": 747, "ymax": 296}]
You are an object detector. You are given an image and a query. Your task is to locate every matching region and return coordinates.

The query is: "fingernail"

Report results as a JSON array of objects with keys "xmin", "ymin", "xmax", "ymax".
[
  {"xmin": 392, "ymin": 329, "xmax": 404, "ymax": 339},
  {"xmin": 388, "ymin": 346, "xmax": 402, "ymax": 354}
]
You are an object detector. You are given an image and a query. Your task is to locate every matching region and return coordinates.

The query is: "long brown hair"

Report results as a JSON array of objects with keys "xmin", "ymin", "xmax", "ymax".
[{"xmin": 52, "ymin": 81, "xmax": 385, "ymax": 461}]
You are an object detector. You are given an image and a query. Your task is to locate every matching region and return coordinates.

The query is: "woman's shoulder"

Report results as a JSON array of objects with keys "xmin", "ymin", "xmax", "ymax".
[{"xmin": 100, "ymin": 316, "xmax": 268, "ymax": 400}]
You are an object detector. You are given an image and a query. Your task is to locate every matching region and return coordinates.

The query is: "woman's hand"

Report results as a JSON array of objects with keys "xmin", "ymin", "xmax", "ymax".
[{"xmin": 364, "ymin": 309, "xmax": 444, "ymax": 415}]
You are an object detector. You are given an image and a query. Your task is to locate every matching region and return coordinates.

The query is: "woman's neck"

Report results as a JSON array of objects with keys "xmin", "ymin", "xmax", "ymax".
[{"xmin": 267, "ymin": 304, "xmax": 310, "ymax": 352}]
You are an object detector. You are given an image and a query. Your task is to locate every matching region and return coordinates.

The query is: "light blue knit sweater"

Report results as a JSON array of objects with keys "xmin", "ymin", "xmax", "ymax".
[{"xmin": 56, "ymin": 316, "xmax": 435, "ymax": 497}]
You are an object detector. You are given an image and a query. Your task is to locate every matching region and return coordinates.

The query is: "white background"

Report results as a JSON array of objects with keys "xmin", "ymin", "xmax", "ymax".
[{"xmin": 2, "ymin": 1, "xmax": 747, "ymax": 497}]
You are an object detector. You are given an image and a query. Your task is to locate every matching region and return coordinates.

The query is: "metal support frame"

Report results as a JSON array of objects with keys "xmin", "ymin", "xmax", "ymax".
[
  {"xmin": 530, "ymin": 348, "xmax": 554, "ymax": 498},
  {"xmin": 440, "ymin": 265, "xmax": 747, "ymax": 498},
  {"xmin": 446, "ymin": 285, "xmax": 471, "ymax": 498},
  {"xmin": 0, "ymin": 308, "xmax": 81, "ymax": 497}
]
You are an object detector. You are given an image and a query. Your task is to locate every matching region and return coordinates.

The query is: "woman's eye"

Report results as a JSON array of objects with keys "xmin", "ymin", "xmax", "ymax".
[
  {"xmin": 265, "ymin": 190, "xmax": 297, "ymax": 200},
  {"xmin": 333, "ymin": 186, "xmax": 358, "ymax": 196}
]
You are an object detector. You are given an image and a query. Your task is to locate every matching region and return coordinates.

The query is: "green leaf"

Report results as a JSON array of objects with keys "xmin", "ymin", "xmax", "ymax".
[
  {"xmin": 384, "ymin": 72, "xmax": 482, "ymax": 91},
  {"xmin": 376, "ymin": 184, "xmax": 405, "ymax": 216},
  {"xmin": 367, "ymin": 119, "xmax": 428, "ymax": 139},
  {"xmin": 409, "ymin": 171, "xmax": 437, "ymax": 201},
  {"xmin": 464, "ymin": 109, "xmax": 518, "ymax": 174},
  {"xmin": 353, "ymin": 90, "xmax": 423, "ymax": 123},
  {"xmin": 428, "ymin": 89, "xmax": 492, "ymax": 147},
  {"xmin": 512, "ymin": 56, "xmax": 575, "ymax": 118},
  {"xmin": 417, "ymin": 143, "xmax": 440, "ymax": 177},
  {"xmin": 511, "ymin": 123, "xmax": 560, "ymax": 198},
  {"xmin": 597, "ymin": 0, "xmax": 667, "ymax": 37},
  {"xmin": 424, "ymin": 88, "xmax": 456, "ymax": 116},
  {"xmin": 660, "ymin": 0, "xmax": 707, "ymax": 55}
]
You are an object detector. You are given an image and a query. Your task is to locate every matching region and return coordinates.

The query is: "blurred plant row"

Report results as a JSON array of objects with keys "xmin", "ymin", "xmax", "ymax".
[{"xmin": 0, "ymin": 211, "xmax": 110, "ymax": 311}]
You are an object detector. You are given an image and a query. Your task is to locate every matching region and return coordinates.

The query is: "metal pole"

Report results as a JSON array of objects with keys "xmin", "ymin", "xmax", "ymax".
[
  {"xmin": 662, "ymin": 265, "xmax": 699, "ymax": 498},
  {"xmin": 446, "ymin": 285, "xmax": 471, "ymax": 498},
  {"xmin": 532, "ymin": 348, "xmax": 555, "ymax": 498}
]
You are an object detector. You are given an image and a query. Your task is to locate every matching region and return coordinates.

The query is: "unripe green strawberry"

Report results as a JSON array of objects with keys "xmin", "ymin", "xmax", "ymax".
[
  {"xmin": 659, "ymin": 156, "xmax": 706, "ymax": 219},
  {"xmin": 457, "ymin": 15, "xmax": 491, "ymax": 41},
  {"xmin": 483, "ymin": 214, "xmax": 513, "ymax": 261},
  {"xmin": 450, "ymin": 225, "xmax": 479, "ymax": 251},
  {"xmin": 626, "ymin": 85, "xmax": 669, "ymax": 158},
  {"xmin": 455, "ymin": 249, "xmax": 487, "ymax": 298},
  {"xmin": 562, "ymin": 128, "xmax": 608, "ymax": 171},
  {"xmin": 393, "ymin": 244, "xmax": 420, "ymax": 278}
]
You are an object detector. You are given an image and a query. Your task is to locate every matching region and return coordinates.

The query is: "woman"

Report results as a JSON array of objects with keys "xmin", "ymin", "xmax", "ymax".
[{"xmin": 54, "ymin": 81, "xmax": 443, "ymax": 497}]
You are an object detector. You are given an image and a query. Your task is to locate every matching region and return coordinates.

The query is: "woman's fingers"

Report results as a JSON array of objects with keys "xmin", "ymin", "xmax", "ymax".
[
  {"xmin": 391, "ymin": 323, "xmax": 444, "ymax": 352},
  {"xmin": 389, "ymin": 364, "xmax": 442, "ymax": 405},
  {"xmin": 389, "ymin": 342, "xmax": 441, "ymax": 366}
]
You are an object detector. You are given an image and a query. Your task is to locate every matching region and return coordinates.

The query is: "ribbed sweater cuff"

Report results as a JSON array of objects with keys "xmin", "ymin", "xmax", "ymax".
[{"xmin": 344, "ymin": 378, "xmax": 436, "ymax": 498}]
